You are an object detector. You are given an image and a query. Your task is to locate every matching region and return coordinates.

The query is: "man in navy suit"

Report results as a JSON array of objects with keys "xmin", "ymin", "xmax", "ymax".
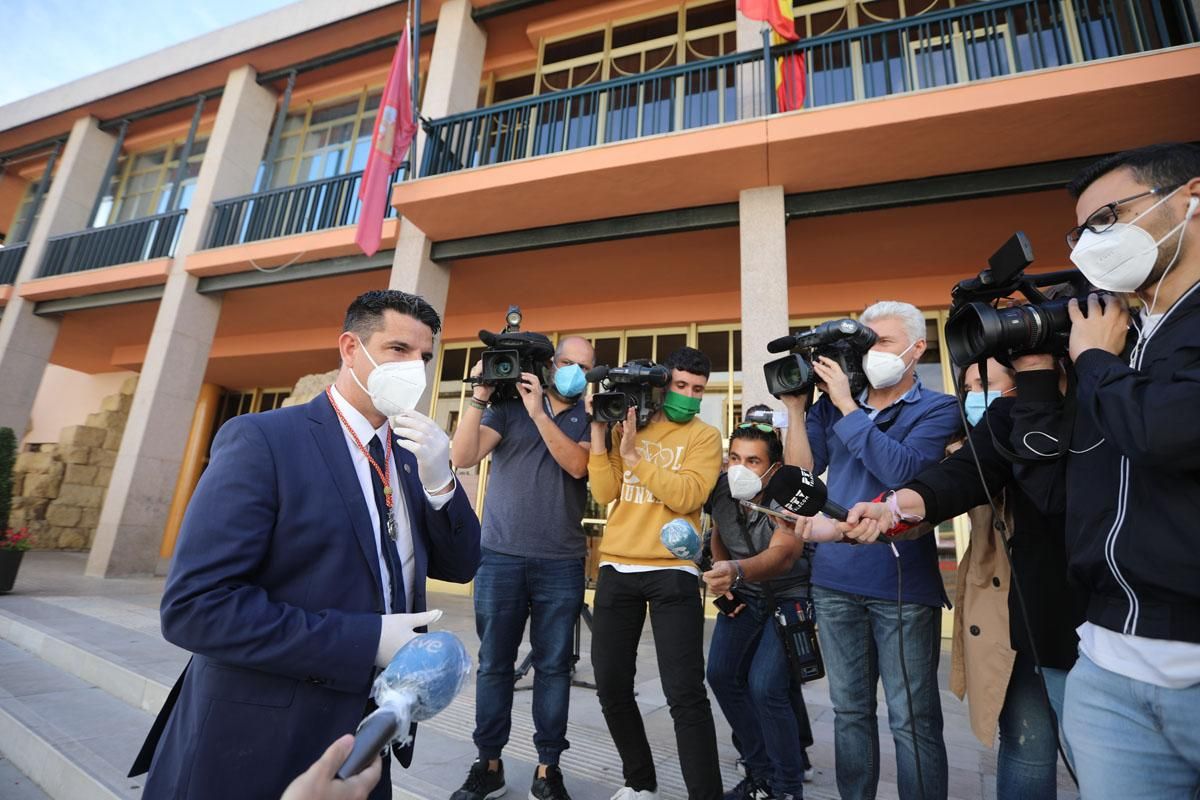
[{"xmin": 132, "ymin": 290, "xmax": 481, "ymax": 799}]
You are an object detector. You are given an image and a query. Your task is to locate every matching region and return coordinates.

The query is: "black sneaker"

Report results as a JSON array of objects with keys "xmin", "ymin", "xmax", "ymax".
[
  {"xmin": 529, "ymin": 765, "xmax": 571, "ymax": 800},
  {"xmin": 722, "ymin": 776, "xmax": 770, "ymax": 800},
  {"xmin": 451, "ymin": 760, "xmax": 508, "ymax": 800}
]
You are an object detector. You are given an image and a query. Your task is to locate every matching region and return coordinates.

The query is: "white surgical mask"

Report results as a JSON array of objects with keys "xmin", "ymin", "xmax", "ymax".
[
  {"xmin": 728, "ymin": 463, "xmax": 776, "ymax": 501},
  {"xmin": 864, "ymin": 341, "xmax": 917, "ymax": 390},
  {"xmin": 350, "ymin": 336, "xmax": 427, "ymax": 416},
  {"xmin": 1069, "ymin": 186, "xmax": 1195, "ymax": 299}
]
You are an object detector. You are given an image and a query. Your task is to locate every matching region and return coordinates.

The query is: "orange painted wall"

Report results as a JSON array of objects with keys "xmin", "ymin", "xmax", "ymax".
[{"xmin": 0, "ymin": 172, "xmax": 30, "ymax": 240}]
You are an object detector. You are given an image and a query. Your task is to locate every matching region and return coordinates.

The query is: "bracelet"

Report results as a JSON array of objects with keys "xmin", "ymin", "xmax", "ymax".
[
  {"xmin": 731, "ymin": 560, "xmax": 745, "ymax": 588},
  {"xmin": 468, "ymin": 398, "xmax": 488, "ymax": 411}
]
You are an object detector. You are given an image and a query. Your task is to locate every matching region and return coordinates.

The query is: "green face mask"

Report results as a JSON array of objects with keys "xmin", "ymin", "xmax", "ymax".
[{"xmin": 662, "ymin": 390, "xmax": 701, "ymax": 423}]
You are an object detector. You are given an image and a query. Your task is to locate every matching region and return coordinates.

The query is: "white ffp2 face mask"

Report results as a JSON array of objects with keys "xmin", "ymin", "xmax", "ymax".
[
  {"xmin": 1069, "ymin": 186, "xmax": 1194, "ymax": 295},
  {"xmin": 350, "ymin": 336, "xmax": 427, "ymax": 416},
  {"xmin": 728, "ymin": 463, "xmax": 778, "ymax": 501},
  {"xmin": 864, "ymin": 341, "xmax": 917, "ymax": 390}
]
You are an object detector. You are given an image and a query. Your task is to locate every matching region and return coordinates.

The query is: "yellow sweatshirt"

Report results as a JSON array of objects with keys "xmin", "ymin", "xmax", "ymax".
[{"xmin": 588, "ymin": 417, "xmax": 723, "ymax": 569}]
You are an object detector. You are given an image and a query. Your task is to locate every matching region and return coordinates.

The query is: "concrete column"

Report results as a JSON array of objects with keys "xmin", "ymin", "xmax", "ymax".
[
  {"xmin": 739, "ymin": 186, "xmax": 790, "ymax": 410},
  {"xmin": 390, "ymin": 0, "xmax": 486, "ymax": 412},
  {"xmin": 0, "ymin": 117, "xmax": 116, "ymax": 441},
  {"xmin": 414, "ymin": 0, "xmax": 488, "ymax": 167},
  {"xmin": 87, "ymin": 66, "xmax": 277, "ymax": 577}
]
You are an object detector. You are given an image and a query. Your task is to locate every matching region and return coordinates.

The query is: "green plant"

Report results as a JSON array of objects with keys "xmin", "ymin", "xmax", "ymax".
[{"xmin": 0, "ymin": 427, "xmax": 14, "ymax": 533}]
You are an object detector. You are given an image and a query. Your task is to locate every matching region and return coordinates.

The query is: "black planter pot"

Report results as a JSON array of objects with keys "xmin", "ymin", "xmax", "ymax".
[{"xmin": 0, "ymin": 549, "xmax": 24, "ymax": 593}]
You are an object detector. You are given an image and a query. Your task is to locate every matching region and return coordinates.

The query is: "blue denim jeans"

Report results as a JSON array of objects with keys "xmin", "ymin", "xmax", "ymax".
[
  {"xmin": 472, "ymin": 547, "xmax": 585, "ymax": 766},
  {"xmin": 996, "ymin": 651, "xmax": 1069, "ymax": 800},
  {"xmin": 1064, "ymin": 651, "xmax": 1200, "ymax": 800},
  {"xmin": 707, "ymin": 594, "xmax": 811, "ymax": 796},
  {"xmin": 812, "ymin": 585, "xmax": 948, "ymax": 800}
]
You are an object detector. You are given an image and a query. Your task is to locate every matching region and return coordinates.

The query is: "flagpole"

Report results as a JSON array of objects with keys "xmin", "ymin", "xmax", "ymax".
[
  {"xmin": 409, "ymin": 0, "xmax": 421, "ymax": 178},
  {"xmin": 761, "ymin": 24, "xmax": 776, "ymax": 115}
]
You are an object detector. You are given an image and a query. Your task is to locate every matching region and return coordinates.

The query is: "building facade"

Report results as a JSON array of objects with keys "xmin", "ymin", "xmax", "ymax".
[{"xmin": 0, "ymin": 0, "xmax": 1197, "ymax": 601}]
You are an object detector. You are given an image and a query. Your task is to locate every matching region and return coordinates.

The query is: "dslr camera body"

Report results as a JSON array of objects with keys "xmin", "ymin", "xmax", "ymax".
[
  {"xmin": 476, "ymin": 305, "xmax": 555, "ymax": 403},
  {"xmin": 944, "ymin": 233, "xmax": 1094, "ymax": 368},
  {"xmin": 763, "ymin": 319, "xmax": 878, "ymax": 398},
  {"xmin": 587, "ymin": 360, "xmax": 670, "ymax": 427}
]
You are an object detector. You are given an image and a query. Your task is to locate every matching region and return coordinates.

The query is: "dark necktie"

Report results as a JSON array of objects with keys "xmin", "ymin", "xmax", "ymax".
[{"xmin": 368, "ymin": 434, "xmax": 405, "ymax": 613}]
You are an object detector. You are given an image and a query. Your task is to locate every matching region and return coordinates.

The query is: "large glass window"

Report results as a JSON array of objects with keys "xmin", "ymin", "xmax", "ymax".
[
  {"xmin": 91, "ymin": 137, "xmax": 209, "ymax": 227},
  {"xmin": 5, "ymin": 178, "xmax": 49, "ymax": 244},
  {"xmin": 266, "ymin": 88, "xmax": 383, "ymax": 188}
]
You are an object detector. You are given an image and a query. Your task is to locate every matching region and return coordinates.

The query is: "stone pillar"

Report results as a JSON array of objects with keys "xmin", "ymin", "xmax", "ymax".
[
  {"xmin": 0, "ymin": 117, "xmax": 116, "ymax": 441},
  {"xmin": 739, "ymin": 186, "xmax": 790, "ymax": 410},
  {"xmin": 737, "ymin": 10, "xmax": 768, "ymax": 119},
  {"xmin": 414, "ymin": 0, "xmax": 488, "ymax": 168},
  {"xmin": 390, "ymin": 0, "xmax": 487, "ymax": 412},
  {"xmin": 87, "ymin": 66, "xmax": 277, "ymax": 577}
]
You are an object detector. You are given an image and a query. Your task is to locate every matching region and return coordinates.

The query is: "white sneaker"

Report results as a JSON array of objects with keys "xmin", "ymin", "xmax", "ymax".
[{"xmin": 609, "ymin": 787, "xmax": 659, "ymax": 800}]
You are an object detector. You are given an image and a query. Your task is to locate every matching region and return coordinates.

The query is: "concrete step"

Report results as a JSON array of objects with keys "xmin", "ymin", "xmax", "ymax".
[
  {"xmin": 0, "ymin": 637, "xmax": 147, "ymax": 800},
  {"xmin": 0, "ymin": 601, "xmax": 674, "ymax": 800}
]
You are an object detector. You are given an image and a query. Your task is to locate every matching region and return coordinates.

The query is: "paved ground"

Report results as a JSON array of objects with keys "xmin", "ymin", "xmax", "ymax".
[{"xmin": 0, "ymin": 552, "xmax": 1079, "ymax": 799}]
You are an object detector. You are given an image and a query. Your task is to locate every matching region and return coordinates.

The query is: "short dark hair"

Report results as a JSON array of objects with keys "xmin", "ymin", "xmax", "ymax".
[
  {"xmin": 742, "ymin": 403, "xmax": 772, "ymax": 421},
  {"xmin": 730, "ymin": 424, "xmax": 783, "ymax": 465},
  {"xmin": 343, "ymin": 290, "xmax": 442, "ymax": 340},
  {"xmin": 662, "ymin": 346, "xmax": 711, "ymax": 378},
  {"xmin": 1068, "ymin": 142, "xmax": 1200, "ymax": 199}
]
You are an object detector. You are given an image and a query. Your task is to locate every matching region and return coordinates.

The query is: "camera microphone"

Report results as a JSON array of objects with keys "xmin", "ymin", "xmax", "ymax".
[
  {"xmin": 764, "ymin": 465, "xmax": 849, "ymax": 521},
  {"xmin": 585, "ymin": 365, "xmax": 610, "ymax": 383},
  {"xmin": 478, "ymin": 330, "xmax": 499, "ymax": 346},
  {"xmin": 767, "ymin": 335, "xmax": 796, "ymax": 353}
]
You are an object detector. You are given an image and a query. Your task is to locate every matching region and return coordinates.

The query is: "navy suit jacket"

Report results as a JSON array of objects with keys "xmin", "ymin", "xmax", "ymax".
[{"xmin": 134, "ymin": 393, "xmax": 480, "ymax": 799}]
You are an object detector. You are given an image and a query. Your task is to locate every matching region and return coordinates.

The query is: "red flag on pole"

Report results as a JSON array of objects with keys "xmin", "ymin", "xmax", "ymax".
[
  {"xmin": 355, "ymin": 21, "xmax": 418, "ymax": 257},
  {"xmin": 737, "ymin": 0, "xmax": 798, "ymax": 41}
]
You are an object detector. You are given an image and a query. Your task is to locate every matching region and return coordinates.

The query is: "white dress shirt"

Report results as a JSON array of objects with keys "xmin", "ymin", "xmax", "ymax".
[{"xmin": 329, "ymin": 386, "xmax": 454, "ymax": 613}]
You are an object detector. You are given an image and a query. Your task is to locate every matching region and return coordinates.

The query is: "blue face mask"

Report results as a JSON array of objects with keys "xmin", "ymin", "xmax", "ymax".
[
  {"xmin": 964, "ymin": 390, "xmax": 1006, "ymax": 426},
  {"xmin": 553, "ymin": 363, "xmax": 587, "ymax": 399}
]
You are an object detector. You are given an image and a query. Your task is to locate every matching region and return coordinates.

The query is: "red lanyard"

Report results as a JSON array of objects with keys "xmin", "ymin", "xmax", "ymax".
[{"xmin": 327, "ymin": 387, "xmax": 392, "ymax": 510}]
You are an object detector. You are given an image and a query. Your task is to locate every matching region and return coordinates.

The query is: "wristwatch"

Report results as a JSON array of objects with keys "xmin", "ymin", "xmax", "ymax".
[{"xmin": 730, "ymin": 560, "xmax": 745, "ymax": 589}]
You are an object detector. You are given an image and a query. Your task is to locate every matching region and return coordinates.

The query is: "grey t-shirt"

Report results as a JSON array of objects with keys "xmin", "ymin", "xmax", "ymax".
[
  {"xmin": 708, "ymin": 474, "xmax": 812, "ymax": 599},
  {"xmin": 479, "ymin": 397, "xmax": 591, "ymax": 559}
]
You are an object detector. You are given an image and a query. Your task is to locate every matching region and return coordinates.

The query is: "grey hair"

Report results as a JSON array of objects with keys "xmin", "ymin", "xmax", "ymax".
[
  {"xmin": 555, "ymin": 335, "xmax": 595, "ymax": 358},
  {"xmin": 860, "ymin": 301, "xmax": 926, "ymax": 347}
]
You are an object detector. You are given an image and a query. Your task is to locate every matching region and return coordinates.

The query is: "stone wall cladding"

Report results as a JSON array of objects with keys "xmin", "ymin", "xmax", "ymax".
[{"xmin": 11, "ymin": 378, "xmax": 137, "ymax": 549}]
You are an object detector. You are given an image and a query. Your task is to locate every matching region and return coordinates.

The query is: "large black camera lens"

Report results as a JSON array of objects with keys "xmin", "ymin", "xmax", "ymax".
[
  {"xmin": 481, "ymin": 349, "xmax": 521, "ymax": 383},
  {"xmin": 945, "ymin": 300, "xmax": 1072, "ymax": 366},
  {"xmin": 593, "ymin": 391, "xmax": 632, "ymax": 423},
  {"xmin": 763, "ymin": 354, "xmax": 813, "ymax": 397}
]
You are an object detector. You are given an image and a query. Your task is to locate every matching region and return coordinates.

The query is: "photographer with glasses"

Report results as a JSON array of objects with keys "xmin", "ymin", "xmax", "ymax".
[
  {"xmin": 703, "ymin": 421, "xmax": 815, "ymax": 800},
  {"xmin": 780, "ymin": 301, "xmax": 961, "ymax": 800},
  {"xmin": 1008, "ymin": 143, "xmax": 1200, "ymax": 800}
]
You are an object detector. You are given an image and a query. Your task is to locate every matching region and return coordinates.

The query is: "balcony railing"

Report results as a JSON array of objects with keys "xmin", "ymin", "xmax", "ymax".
[
  {"xmin": 206, "ymin": 167, "xmax": 404, "ymax": 249},
  {"xmin": 422, "ymin": 0, "xmax": 1197, "ymax": 176},
  {"xmin": 38, "ymin": 210, "xmax": 187, "ymax": 278},
  {"xmin": 0, "ymin": 243, "xmax": 28, "ymax": 285}
]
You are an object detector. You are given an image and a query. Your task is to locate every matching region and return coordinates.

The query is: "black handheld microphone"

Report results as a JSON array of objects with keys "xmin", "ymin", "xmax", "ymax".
[{"xmin": 764, "ymin": 465, "xmax": 849, "ymax": 521}]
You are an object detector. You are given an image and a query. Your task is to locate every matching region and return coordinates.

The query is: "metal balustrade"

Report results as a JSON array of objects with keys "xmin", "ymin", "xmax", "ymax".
[
  {"xmin": 38, "ymin": 210, "xmax": 186, "ymax": 278},
  {"xmin": 0, "ymin": 243, "xmax": 28, "ymax": 285},
  {"xmin": 206, "ymin": 167, "xmax": 403, "ymax": 249},
  {"xmin": 422, "ymin": 0, "xmax": 1197, "ymax": 176}
]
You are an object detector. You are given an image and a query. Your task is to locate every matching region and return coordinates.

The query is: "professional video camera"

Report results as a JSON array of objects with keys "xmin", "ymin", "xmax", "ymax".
[
  {"xmin": 586, "ymin": 360, "xmax": 670, "ymax": 426},
  {"xmin": 763, "ymin": 319, "xmax": 878, "ymax": 398},
  {"xmin": 476, "ymin": 305, "xmax": 555, "ymax": 402},
  {"xmin": 944, "ymin": 232, "xmax": 1092, "ymax": 367}
]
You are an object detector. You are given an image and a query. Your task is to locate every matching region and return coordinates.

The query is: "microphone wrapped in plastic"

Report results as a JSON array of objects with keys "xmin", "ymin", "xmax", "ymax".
[
  {"xmin": 660, "ymin": 518, "xmax": 711, "ymax": 571},
  {"xmin": 763, "ymin": 465, "xmax": 849, "ymax": 521},
  {"xmin": 337, "ymin": 631, "xmax": 472, "ymax": 779}
]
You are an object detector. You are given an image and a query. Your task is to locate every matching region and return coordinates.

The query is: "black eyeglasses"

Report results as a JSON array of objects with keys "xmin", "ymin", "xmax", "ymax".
[{"xmin": 1065, "ymin": 185, "xmax": 1180, "ymax": 249}]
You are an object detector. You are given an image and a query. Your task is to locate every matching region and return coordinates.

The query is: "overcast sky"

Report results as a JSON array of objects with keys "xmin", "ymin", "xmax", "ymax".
[{"xmin": 0, "ymin": 0, "xmax": 296, "ymax": 107}]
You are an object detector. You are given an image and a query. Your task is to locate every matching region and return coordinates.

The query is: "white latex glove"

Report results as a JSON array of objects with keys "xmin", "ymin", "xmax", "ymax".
[
  {"xmin": 375, "ymin": 609, "xmax": 443, "ymax": 668},
  {"xmin": 389, "ymin": 410, "xmax": 454, "ymax": 493}
]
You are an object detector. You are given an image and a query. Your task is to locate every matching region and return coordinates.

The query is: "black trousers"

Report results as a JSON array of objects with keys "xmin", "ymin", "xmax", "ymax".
[{"xmin": 591, "ymin": 566, "xmax": 722, "ymax": 800}]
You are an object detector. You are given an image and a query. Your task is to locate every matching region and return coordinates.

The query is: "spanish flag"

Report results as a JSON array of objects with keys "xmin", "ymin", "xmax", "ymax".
[{"xmin": 738, "ymin": 0, "xmax": 807, "ymax": 112}]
